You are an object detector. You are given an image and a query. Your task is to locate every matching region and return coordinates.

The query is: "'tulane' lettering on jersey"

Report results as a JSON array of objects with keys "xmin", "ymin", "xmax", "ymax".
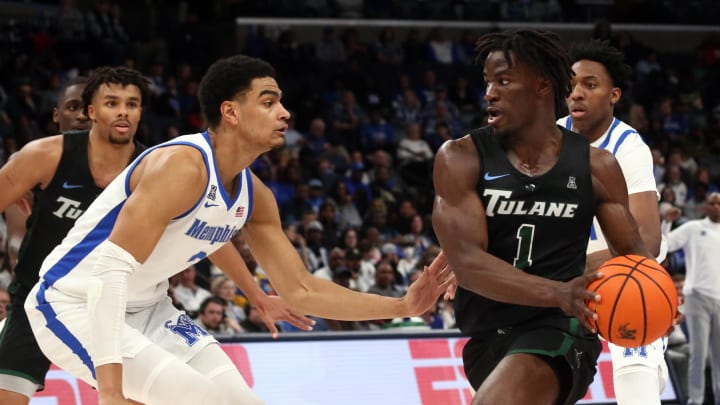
[
  {"xmin": 484, "ymin": 189, "xmax": 578, "ymax": 218},
  {"xmin": 184, "ymin": 219, "xmax": 239, "ymax": 244}
]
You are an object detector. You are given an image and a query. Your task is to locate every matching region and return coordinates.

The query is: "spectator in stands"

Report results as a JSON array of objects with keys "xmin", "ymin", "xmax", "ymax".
[
  {"xmin": 360, "ymin": 107, "xmax": 395, "ymax": 154},
  {"xmin": 330, "ymin": 90, "xmax": 366, "ymax": 151},
  {"xmin": 373, "ymin": 27, "xmax": 403, "ymax": 65},
  {"xmin": 396, "ymin": 122, "xmax": 433, "ymax": 189},
  {"xmin": 172, "ymin": 265, "xmax": 211, "ymax": 316},
  {"xmin": 315, "ymin": 27, "xmax": 346, "ymax": 63},
  {"xmin": 330, "ymin": 182, "xmax": 363, "ymax": 230},
  {"xmin": 659, "ymin": 164, "xmax": 689, "ymax": 207},
  {"xmin": 318, "ymin": 201, "xmax": 342, "ymax": 249},
  {"xmin": 427, "ymin": 27, "xmax": 456, "ymax": 65},
  {"xmin": 0, "ymin": 288, "xmax": 8, "ymax": 322},
  {"xmin": 195, "ymin": 296, "xmax": 235, "ymax": 338},
  {"xmin": 313, "ymin": 247, "xmax": 346, "ymax": 282},
  {"xmin": 304, "ymin": 220, "xmax": 329, "ymax": 273},
  {"xmin": 367, "ymin": 260, "xmax": 403, "ymax": 298},
  {"xmin": 85, "ymin": 0, "xmax": 130, "ymax": 65},
  {"xmin": 210, "ymin": 276, "xmax": 246, "ymax": 334},
  {"xmin": 346, "ymin": 247, "xmax": 374, "ymax": 292},
  {"xmin": 393, "ymin": 89, "xmax": 423, "ymax": 128}
]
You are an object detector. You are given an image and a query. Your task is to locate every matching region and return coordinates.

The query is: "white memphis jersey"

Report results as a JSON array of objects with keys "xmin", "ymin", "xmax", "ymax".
[
  {"xmin": 557, "ymin": 117, "xmax": 663, "ymax": 259},
  {"xmin": 37, "ymin": 132, "xmax": 253, "ymax": 307}
]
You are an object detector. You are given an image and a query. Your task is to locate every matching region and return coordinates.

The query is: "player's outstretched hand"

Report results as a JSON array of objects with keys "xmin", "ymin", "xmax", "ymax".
[
  {"xmin": 443, "ymin": 269, "xmax": 457, "ymax": 301},
  {"xmin": 403, "ymin": 251, "xmax": 454, "ymax": 316},
  {"xmin": 255, "ymin": 295, "xmax": 316, "ymax": 338},
  {"xmin": 557, "ymin": 271, "xmax": 603, "ymax": 333}
]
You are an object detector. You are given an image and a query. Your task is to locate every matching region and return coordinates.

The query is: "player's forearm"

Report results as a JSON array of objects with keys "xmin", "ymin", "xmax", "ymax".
[
  {"xmin": 586, "ymin": 249, "xmax": 612, "ymax": 274},
  {"xmin": 285, "ymin": 276, "xmax": 409, "ymax": 320},
  {"xmin": 451, "ymin": 251, "xmax": 565, "ymax": 308}
]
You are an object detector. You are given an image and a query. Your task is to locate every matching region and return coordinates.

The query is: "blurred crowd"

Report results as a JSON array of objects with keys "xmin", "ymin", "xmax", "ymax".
[{"xmin": 0, "ymin": 0, "xmax": 719, "ymax": 338}]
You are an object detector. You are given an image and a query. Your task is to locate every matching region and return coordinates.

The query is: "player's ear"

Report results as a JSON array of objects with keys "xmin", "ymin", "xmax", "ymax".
[
  {"xmin": 220, "ymin": 100, "xmax": 240, "ymax": 125},
  {"xmin": 87, "ymin": 104, "xmax": 96, "ymax": 122},
  {"xmin": 610, "ymin": 87, "xmax": 621, "ymax": 106},
  {"xmin": 537, "ymin": 77, "xmax": 552, "ymax": 98}
]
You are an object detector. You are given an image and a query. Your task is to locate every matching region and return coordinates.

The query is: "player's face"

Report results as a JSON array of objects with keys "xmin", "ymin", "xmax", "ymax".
[
  {"xmin": 567, "ymin": 60, "xmax": 620, "ymax": 140},
  {"xmin": 87, "ymin": 83, "xmax": 142, "ymax": 145},
  {"xmin": 706, "ymin": 193, "xmax": 720, "ymax": 222},
  {"xmin": 483, "ymin": 51, "xmax": 537, "ymax": 135},
  {"xmin": 235, "ymin": 77, "xmax": 290, "ymax": 150},
  {"xmin": 53, "ymin": 84, "xmax": 90, "ymax": 132}
]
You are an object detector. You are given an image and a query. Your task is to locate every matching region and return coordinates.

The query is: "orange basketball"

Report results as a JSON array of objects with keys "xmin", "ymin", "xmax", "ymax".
[{"xmin": 586, "ymin": 255, "xmax": 678, "ymax": 348}]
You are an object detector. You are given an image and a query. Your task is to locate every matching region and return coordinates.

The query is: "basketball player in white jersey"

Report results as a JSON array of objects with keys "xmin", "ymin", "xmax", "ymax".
[
  {"xmin": 558, "ymin": 40, "xmax": 669, "ymax": 404},
  {"xmin": 25, "ymin": 55, "xmax": 452, "ymax": 405}
]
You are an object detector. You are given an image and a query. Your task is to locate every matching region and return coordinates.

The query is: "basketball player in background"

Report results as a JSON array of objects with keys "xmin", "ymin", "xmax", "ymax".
[
  {"xmin": 3, "ymin": 76, "xmax": 91, "ymax": 272},
  {"xmin": 0, "ymin": 75, "xmax": 94, "ymax": 405},
  {"xmin": 24, "ymin": 55, "xmax": 451, "ymax": 405},
  {"xmin": 432, "ymin": 30, "xmax": 654, "ymax": 405},
  {"xmin": 557, "ymin": 40, "xmax": 669, "ymax": 404}
]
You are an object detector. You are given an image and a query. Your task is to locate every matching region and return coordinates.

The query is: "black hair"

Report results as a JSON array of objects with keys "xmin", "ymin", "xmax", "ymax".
[
  {"xmin": 198, "ymin": 55, "xmax": 276, "ymax": 128},
  {"xmin": 568, "ymin": 39, "xmax": 630, "ymax": 91},
  {"xmin": 82, "ymin": 66, "xmax": 151, "ymax": 116},
  {"xmin": 474, "ymin": 29, "xmax": 573, "ymax": 116},
  {"xmin": 199, "ymin": 296, "xmax": 227, "ymax": 314},
  {"xmin": 56, "ymin": 76, "xmax": 88, "ymax": 106}
]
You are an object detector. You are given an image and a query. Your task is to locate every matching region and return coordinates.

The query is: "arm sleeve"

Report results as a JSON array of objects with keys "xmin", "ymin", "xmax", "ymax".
[{"xmin": 86, "ymin": 240, "xmax": 140, "ymax": 367}]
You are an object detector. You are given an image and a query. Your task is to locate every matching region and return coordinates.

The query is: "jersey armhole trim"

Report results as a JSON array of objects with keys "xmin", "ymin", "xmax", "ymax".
[{"xmin": 123, "ymin": 142, "xmax": 211, "ymax": 220}]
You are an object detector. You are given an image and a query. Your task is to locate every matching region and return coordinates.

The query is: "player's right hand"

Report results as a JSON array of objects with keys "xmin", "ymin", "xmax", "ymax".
[{"xmin": 557, "ymin": 271, "xmax": 603, "ymax": 333}]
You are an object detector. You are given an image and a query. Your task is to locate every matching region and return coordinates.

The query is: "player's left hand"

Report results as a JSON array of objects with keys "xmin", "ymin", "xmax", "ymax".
[
  {"xmin": 403, "ymin": 251, "xmax": 454, "ymax": 316},
  {"xmin": 255, "ymin": 294, "xmax": 316, "ymax": 338}
]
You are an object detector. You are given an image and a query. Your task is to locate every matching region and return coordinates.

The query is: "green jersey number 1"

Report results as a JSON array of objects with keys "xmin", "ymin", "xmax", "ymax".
[{"xmin": 513, "ymin": 224, "xmax": 535, "ymax": 270}]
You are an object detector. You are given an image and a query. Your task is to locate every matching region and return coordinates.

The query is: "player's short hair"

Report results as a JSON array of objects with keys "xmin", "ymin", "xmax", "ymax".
[
  {"xmin": 56, "ymin": 76, "xmax": 88, "ymax": 106},
  {"xmin": 82, "ymin": 66, "xmax": 151, "ymax": 116},
  {"xmin": 474, "ymin": 29, "xmax": 573, "ymax": 116},
  {"xmin": 569, "ymin": 39, "xmax": 630, "ymax": 91},
  {"xmin": 198, "ymin": 55, "xmax": 276, "ymax": 128}
]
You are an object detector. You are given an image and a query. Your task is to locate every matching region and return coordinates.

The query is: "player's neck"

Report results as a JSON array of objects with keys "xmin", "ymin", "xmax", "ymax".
[
  {"xmin": 206, "ymin": 127, "xmax": 261, "ymax": 184},
  {"xmin": 583, "ymin": 115, "xmax": 616, "ymax": 143}
]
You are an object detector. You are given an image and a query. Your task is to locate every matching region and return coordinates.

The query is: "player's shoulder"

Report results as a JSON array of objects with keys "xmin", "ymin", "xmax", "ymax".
[
  {"xmin": 608, "ymin": 119, "xmax": 648, "ymax": 150},
  {"xmin": 12, "ymin": 134, "xmax": 64, "ymax": 162}
]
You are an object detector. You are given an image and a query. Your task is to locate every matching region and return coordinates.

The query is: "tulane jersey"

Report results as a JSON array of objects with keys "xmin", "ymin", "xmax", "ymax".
[
  {"xmin": 37, "ymin": 132, "xmax": 253, "ymax": 308},
  {"xmin": 10, "ymin": 131, "xmax": 144, "ymax": 296},
  {"xmin": 454, "ymin": 126, "xmax": 595, "ymax": 336}
]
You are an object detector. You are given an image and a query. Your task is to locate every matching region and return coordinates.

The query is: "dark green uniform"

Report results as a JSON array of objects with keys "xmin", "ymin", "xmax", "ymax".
[
  {"xmin": 0, "ymin": 132, "xmax": 144, "ymax": 390},
  {"xmin": 455, "ymin": 126, "xmax": 601, "ymax": 405}
]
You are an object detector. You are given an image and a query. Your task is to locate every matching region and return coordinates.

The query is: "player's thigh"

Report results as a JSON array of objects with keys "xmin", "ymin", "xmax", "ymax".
[
  {"xmin": 25, "ymin": 300, "xmax": 97, "ymax": 386},
  {"xmin": 130, "ymin": 298, "xmax": 217, "ymax": 363},
  {"xmin": 474, "ymin": 352, "xmax": 559, "ymax": 405},
  {"xmin": 0, "ymin": 298, "xmax": 52, "ymax": 396}
]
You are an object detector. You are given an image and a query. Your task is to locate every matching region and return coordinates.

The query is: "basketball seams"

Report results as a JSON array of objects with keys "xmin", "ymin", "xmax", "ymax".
[{"xmin": 587, "ymin": 255, "xmax": 678, "ymax": 348}]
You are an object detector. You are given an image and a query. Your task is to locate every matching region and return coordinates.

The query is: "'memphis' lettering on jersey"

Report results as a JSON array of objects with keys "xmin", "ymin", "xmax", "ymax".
[
  {"xmin": 484, "ymin": 189, "xmax": 578, "ymax": 218},
  {"xmin": 184, "ymin": 219, "xmax": 240, "ymax": 244}
]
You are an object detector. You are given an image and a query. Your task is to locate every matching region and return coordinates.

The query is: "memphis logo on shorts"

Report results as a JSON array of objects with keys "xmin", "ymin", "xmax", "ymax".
[{"xmin": 165, "ymin": 314, "xmax": 209, "ymax": 346}]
